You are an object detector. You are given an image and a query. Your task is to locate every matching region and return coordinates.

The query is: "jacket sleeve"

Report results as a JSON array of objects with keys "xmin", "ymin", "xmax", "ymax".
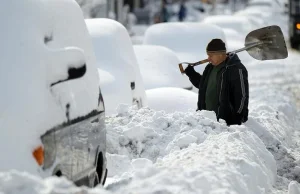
[
  {"xmin": 185, "ymin": 65, "xmax": 202, "ymax": 88},
  {"xmin": 230, "ymin": 67, "xmax": 249, "ymax": 121}
]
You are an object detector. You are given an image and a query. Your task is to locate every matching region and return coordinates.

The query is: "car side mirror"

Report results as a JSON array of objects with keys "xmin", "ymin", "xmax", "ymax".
[{"xmin": 47, "ymin": 47, "xmax": 87, "ymax": 87}]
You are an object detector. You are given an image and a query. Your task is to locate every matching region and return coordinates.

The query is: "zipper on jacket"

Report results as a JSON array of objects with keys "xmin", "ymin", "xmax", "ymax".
[{"xmin": 217, "ymin": 67, "xmax": 227, "ymax": 118}]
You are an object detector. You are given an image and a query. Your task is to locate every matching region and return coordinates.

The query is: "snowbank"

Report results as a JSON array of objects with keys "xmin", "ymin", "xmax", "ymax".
[
  {"xmin": 123, "ymin": 131, "xmax": 276, "ymax": 194},
  {"xmin": 103, "ymin": 82, "xmax": 299, "ymax": 193},
  {"xmin": 146, "ymin": 87, "xmax": 198, "ymax": 113},
  {"xmin": 0, "ymin": 0, "xmax": 100, "ymax": 173},
  {"xmin": 0, "ymin": 171, "xmax": 109, "ymax": 194}
]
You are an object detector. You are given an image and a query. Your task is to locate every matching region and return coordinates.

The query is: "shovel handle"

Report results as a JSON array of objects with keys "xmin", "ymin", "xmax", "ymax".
[{"xmin": 178, "ymin": 59, "xmax": 209, "ymax": 74}]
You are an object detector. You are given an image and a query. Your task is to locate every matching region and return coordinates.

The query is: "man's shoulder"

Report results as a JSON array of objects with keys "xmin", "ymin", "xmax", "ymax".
[
  {"xmin": 227, "ymin": 61, "xmax": 248, "ymax": 80},
  {"xmin": 227, "ymin": 61, "xmax": 247, "ymax": 71}
]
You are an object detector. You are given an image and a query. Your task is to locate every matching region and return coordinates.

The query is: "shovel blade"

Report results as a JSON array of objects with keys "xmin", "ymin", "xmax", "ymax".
[{"xmin": 245, "ymin": 25, "xmax": 288, "ymax": 60}]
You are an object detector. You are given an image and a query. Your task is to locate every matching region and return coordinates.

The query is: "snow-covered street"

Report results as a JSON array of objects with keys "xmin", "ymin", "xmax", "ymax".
[
  {"xmin": 2, "ymin": 0, "xmax": 300, "ymax": 194},
  {"xmin": 1, "ymin": 47, "xmax": 300, "ymax": 194},
  {"xmin": 103, "ymin": 49, "xmax": 300, "ymax": 194}
]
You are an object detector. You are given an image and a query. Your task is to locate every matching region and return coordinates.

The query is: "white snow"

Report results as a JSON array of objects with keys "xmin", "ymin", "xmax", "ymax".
[
  {"xmin": 0, "ymin": 0, "xmax": 100, "ymax": 174},
  {"xmin": 202, "ymin": 15, "xmax": 256, "ymax": 37},
  {"xmin": 2, "ymin": 0, "xmax": 300, "ymax": 194},
  {"xmin": 133, "ymin": 45, "xmax": 192, "ymax": 90},
  {"xmin": 85, "ymin": 18, "xmax": 147, "ymax": 115},
  {"xmin": 143, "ymin": 22, "xmax": 226, "ymax": 73},
  {"xmin": 221, "ymin": 28, "xmax": 254, "ymax": 64},
  {"xmin": 146, "ymin": 87, "xmax": 198, "ymax": 113}
]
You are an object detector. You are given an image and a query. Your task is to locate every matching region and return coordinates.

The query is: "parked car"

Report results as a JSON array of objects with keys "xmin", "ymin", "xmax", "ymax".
[
  {"xmin": 133, "ymin": 45, "xmax": 193, "ymax": 90},
  {"xmin": 0, "ymin": 0, "xmax": 107, "ymax": 187},
  {"xmin": 85, "ymin": 18, "xmax": 147, "ymax": 116},
  {"xmin": 143, "ymin": 22, "xmax": 226, "ymax": 74},
  {"xmin": 246, "ymin": 0, "xmax": 284, "ymax": 14},
  {"xmin": 202, "ymin": 15, "xmax": 256, "ymax": 37},
  {"xmin": 234, "ymin": 10, "xmax": 267, "ymax": 28}
]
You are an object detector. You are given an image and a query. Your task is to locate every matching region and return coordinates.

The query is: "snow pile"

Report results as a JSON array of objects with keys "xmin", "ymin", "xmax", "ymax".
[
  {"xmin": 133, "ymin": 45, "xmax": 191, "ymax": 90},
  {"xmin": 102, "ymin": 81, "xmax": 300, "ymax": 193},
  {"xmin": 0, "ymin": 171, "xmax": 110, "ymax": 194},
  {"xmin": 117, "ymin": 130, "xmax": 276, "ymax": 194},
  {"xmin": 85, "ymin": 18, "xmax": 147, "ymax": 115},
  {"xmin": 289, "ymin": 181, "xmax": 300, "ymax": 194},
  {"xmin": 245, "ymin": 87, "xmax": 300, "ymax": 183},
  {"xmin": 0, "ymin": 0, "xmax": 100, "ymax": 174},
  {"xmin": 146, "ymin": 87, "xmax": 197, "ymax": 113}
]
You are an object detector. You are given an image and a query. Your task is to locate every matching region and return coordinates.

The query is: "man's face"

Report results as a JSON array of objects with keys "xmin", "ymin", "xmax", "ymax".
[{"xmin": 207, "ymin": 52, "xmax": 226, "ymax": 66}]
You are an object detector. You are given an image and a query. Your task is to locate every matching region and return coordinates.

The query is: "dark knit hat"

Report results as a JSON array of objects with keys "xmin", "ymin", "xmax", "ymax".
[{"xmin": 206, "ymin": 39, "xmax": 226, "ymax": 53}]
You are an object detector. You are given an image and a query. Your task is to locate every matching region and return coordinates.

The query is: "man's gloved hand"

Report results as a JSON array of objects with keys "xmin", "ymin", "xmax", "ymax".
[{"xmin": 184, "ymin": 65, "xmax": 196, "ymax": 76}]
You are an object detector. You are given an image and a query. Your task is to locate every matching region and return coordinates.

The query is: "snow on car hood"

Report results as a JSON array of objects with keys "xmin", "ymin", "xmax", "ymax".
[{"xmin": 133, "ymin": 45, "xmax": 192, "ymax": 90}]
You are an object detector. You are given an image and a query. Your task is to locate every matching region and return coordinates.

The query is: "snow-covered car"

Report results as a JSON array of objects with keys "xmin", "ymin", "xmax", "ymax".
[
  {"xmin": 0, "ymin": 0, "xmax": 107, "ymax": 187},
  {"xmin": 133, "ymin": 45, "xmax": 193, "ymax": 90},
  {"xmin": 85, "ymin": 18, "xmax": 147, "ymax": 116},
  {"xmin": 234, "ymin": 10, "xmax": 267, "ymax": 28},
  {"xmin": 143, "ymin": 22, "xmax": 226, "ymax": 74},
  {"xmin": 201, "ymin": 15, "xmax": 256, "ymax": 37},
  {"xmin": 246, "ymin": 0, "xmax": 284, "ymax": 13}
]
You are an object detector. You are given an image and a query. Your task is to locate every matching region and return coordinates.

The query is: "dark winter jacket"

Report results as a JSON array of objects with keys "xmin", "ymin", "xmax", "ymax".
[{"xmin": 185, "ymin": 53, "xmax": 249, "ymax": 125}]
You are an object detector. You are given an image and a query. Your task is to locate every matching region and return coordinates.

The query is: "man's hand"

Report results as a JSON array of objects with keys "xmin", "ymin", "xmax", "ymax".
[{"xmin": 184, "ymin": 65, "xmax": 196, "ymax": 76}]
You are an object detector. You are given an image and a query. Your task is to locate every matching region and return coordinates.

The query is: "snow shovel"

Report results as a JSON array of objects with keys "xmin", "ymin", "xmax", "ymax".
[{"xmin": 178, "ymin": 25, "xmax": 288, "ymax": 74}]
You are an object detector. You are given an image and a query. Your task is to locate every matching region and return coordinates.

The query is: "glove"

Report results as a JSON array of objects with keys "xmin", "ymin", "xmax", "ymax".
[{"xmin": 184, "ymin": 65, "xmax": 196, "ymax": 76}]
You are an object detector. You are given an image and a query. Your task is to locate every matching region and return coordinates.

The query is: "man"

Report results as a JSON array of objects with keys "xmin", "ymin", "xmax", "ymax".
[{"xmin": 185, "ymin": 39, "xmax": 249, "ymax": 125}]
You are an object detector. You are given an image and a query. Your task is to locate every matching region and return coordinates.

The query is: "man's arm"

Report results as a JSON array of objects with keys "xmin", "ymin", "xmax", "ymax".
[
  {"xmin": 185, "ymin": 66, "xmax": 202, "ymax": 88},
  {"xmin": 230, "ymin": 67, "xmax": 249, "ymax": 121}
]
